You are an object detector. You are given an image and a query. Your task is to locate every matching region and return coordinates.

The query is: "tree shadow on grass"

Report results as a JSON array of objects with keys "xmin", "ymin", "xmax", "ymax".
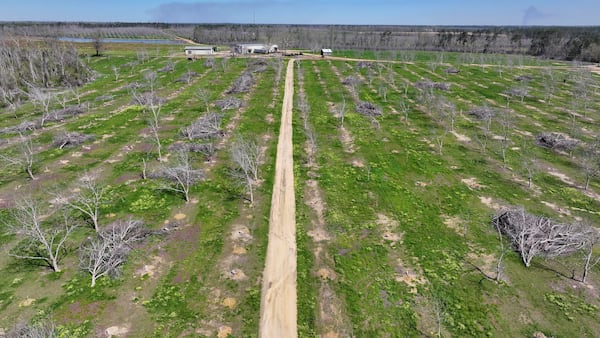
[{"xmin": 530, "ymin": 259, "xmax": 577, "ymax": 281}]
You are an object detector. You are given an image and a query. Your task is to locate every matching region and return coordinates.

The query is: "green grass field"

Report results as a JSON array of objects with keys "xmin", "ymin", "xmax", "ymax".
[{"xmin": 0, "ymin": 41, "xmax": 599, "ymax": 337}]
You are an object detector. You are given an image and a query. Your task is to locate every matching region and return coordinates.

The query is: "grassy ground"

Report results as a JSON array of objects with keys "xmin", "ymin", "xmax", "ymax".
[{"xmin": 0, "ymin": 42, "xmax": 599, "ymax": 337}]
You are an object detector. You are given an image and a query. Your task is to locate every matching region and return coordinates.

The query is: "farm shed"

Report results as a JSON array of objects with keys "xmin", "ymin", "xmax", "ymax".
[
  {"xmin": 321, "ymin": 48, "xmax": 333, "ymax": 57},
  {"xmin": 234, "ymin": 43, "xmax": 278, "ymax": 54},
  {"xmin": 184, "ymin": 46, "xmax": 214, "ymax": 58}
]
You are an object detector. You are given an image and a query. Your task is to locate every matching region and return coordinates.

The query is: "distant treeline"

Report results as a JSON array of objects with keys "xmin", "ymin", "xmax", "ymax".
[
  {"xmin": 192, "ymin": 24, "xmax": 600, "ymax": 63},
  {"xmin": 0, "ymin": 22, "xmax": 194, "ymax": 40},
  {"xmin": 1, "ymin": 22, "xmax": 599, "ymax": 62}
]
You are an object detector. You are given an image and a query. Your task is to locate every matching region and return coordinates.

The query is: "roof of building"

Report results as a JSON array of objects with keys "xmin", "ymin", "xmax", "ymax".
[
  {"xmin": 236, "ymin": 43, "xmax": 267, "ymax": 47},
  {"xmin": 185, "ymin": 45, "xmax": 213, "ymax": 50},
  {"xmin": 321, "ymin": 48, "xmax": 333, "ymax": 53}
]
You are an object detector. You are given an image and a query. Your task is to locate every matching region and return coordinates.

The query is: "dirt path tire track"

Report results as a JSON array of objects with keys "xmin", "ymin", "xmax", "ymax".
[{"xmin": 259, "ymin": 59, "xmax": 297, "ymax": 338}]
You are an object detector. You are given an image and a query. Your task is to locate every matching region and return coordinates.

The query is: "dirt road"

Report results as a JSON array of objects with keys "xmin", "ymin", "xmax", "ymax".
[{"xmin": 259, "ymin": 59, "xmax": 297, "ymax": 337}]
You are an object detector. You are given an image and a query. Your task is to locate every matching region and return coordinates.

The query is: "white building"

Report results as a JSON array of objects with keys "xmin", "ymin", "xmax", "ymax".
[
  {"xmin": 321, "ymin": 48, "xmax": 333, "ymax": 57},
  {"xmin": 234, "ymin": 43, "xmax": 278, "ymax": 54},
  {"xmin": 184, "ymin": 46, "xmax": 214, "ymax": 58}
]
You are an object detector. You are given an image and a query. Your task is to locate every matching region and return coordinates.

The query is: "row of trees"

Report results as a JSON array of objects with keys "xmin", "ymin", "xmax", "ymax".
[
  {"xmin": 0, "ymin": 39, "xmax": 91, "ymax": 110},
  {"xmin": 3, "ymin": 175, "xmax": 148, "ymax": 288},
  {"xmin": 2, "ymin": 64, "xmax": 265, "ymax": 291}
]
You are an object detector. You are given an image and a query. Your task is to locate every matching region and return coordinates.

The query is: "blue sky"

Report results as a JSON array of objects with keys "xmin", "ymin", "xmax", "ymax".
[{"xmin": 1, "ymin": 0, "xmax": 598, "ymax": 25}]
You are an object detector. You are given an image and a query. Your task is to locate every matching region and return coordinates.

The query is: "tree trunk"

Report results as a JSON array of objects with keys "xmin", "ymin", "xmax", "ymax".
[
  {"xmin": 582, "ymin": 245, "xmax": 593, "ymax": 283},
  {"xmin": 50, "ymin": 257, "xmax": 60, "ymax": 272},
  {"xmin": 26, "ymin": 166, "xmax": 35, "ymax": 180},
  {"xmin": 248, "ymin": 176, "xmax": 254, "ymax": 204},
  {"xmin": 92, "ymin": 216, "xmax": 99, "ymax": 233},
  {"xmin": 585, "ymin": 176, "xmax": 591, "ymax": 191}
]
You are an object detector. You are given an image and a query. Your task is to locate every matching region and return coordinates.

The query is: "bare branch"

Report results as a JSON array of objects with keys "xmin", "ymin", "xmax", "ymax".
[
  {"xmin": 231, "ymin": 136, "xmax": 263, "ymax": 204},
  {"xmin": 7, "ymin": 198, "xmax": 78, "ymax": 272},
  {"xmin": 149, "ymin": 151, "xmax": 204, "ymax": 202}
]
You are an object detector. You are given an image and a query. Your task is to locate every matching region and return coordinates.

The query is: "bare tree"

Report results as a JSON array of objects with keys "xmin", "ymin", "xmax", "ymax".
[
  {"xmin": 214, "ymin": 96, "xmax": 243, "ymax": 111},
  {"xmin": 196, "ymin": 87, "xmax": 212, "ymax": 113},
  {"xmin": 132, "ymin": 79, "xmax": 164, "ymax": 160},
  {"xmin": 0, "ymin": 87, "xmax": 22, "ymax": 118},
  {"xmin": 378, "ymin": 83, "xmax": 388, "ymax": 102},
  {"xmin": 504, "ymin": 86, "xmax": 529, "ymax": 105},
  {"xmin": 5, "ymin": 318, "xmax": 57, "ymax": 338},
  {"xmin": 433, "ymin": 97, "xmax": 457, "ymax": 132},
  {"xmin": 180, "ymin": 113, "xmax": 223, "ymax": 141},
  {"xmin": 0, "ymin": 133, "xmax": 36, "ymax": 179},
  {"xmin": 79, "ymin": 218, "xmax": 148, "ymax": 287},
  {"xmin": 494, "ymin": 220, "xmax": 508, "ymax": 282},
  {"xmin": 231, "ymin": 136, "xmax": 262, "ymax": 204},
  {"xmin": 573, "ymin": 69, "xmax": 594, "ymax": 113},
  {"xmin": 580, "ymin": 140, "xmax": 600, "ymax": 190},
  {"xmin": 53, "ymin": 174, "xmax": 106, "ymax": 232},
  {"xmin": 581, "ymin": 229, "xmax": 600, "ymax": 283},
  {"xmin": 6, "ymin": 198, "xmax": 77, "ymax": 272},
  {"xmin": 144, "ymin": 71, "xmax": 158, "ymax": 93},
  {"xmin": 521, "ymin": 142, "xmax": 537, "ymax": 188},
  {"xmin": 541, "ymin": 67, "xmax": 556, "ymax": 103},
  {"xmin": 227, "ymin": 72, "xmax": 254, "ymax": 94},
  {"xmin": 93, "ymin": 35, "xmax": 103, "ymax": 57},
  {"xmin": 496, "ymin": 109, "xmax": 512, "ymax": 168},
  {"xmin": 337, "ymin": 95, "xmax": 347, "ymax": 128},
  {"xmin": 399, "ymin": 99, "xmax": 409, "ymax": 125},
  {"xmin": 52, "ymin": 131, "xmax": 93, "ymax": 149},
  {"xmin": 471, "ymin": 107, "xmax": 493, "ymax": 153},
  {"xmin": 136, "ymin": 49, "xmax": 149, "ymax": 64},
  {"xmin": 111, "ymin": 65, "xmax": 120, "ymax": 81},
  {"xmin": 430, "ymin": 293, "xmax": 447, "ymax": 338},
  {"xmin": 431, "ymin": 126, "xmax": 448, "ymax": 155},
  {"xmin": 150, "ymin": 151, "xmax": 204, "ymax": 202},
  {"xmin": 493, "ymin": 207, "xmax": 591, "ymax": 267},
  {"xmin": 25, "ymin": 84, "xmax": 54, "ymax": 128}
]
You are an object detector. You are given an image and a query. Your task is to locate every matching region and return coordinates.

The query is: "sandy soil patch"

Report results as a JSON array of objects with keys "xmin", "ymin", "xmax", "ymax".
[
  {"xmin": 339, "ymin": 127, "xmax": 355, "ymax": 153},
  {"xmin": 222, "ymin": 297, "xmax": 237, "ymax": 309},
  {"xmin": 317, "ymin": 283, "xmax": 352, "ymax": 337},
  {"xmin": 217, "ymin": 325, "xmax": 233, "ymax": 338},
  {"xmin": 308, "ymin": 228, "xmax": 332, "ymax": 242},
  {"xmin": 173, "ymin": 213, "xmax": 186, "ymax": 221},
  {"xmin": 227, "ymin": 268, "xmax": 248, "ymax": 281},
  {"xmin": 351, "ymin": 159, "xmax": 365, "ymax": 168},
  {"xmin": 382, "ymin": 231, "xmax": 403, "ymax": 243},
  {"xmin": 316, "ymin": 267, "xmax": 337, "ymax": 281},
  {"xmin": 461, "ymin": 177, "xmax": 485, "ymax": 190},
  {"xmin": 513, "ymin": 130, "xmax": 534, "ymax": 139},
  {"xmin": 377, "ymin": 214, "xmax": 403, "ymax": 244},
  {"xmin": 443, "ymin": 216, "xmax": 465, "ymax": 236},
  {"xmin": 451, "ymin": 131, "xmax": 471, "ymax": 142},
  {"xmin": 134, "ymin": 256, "xmax": 165, "ymax": 278},
  {"xmin": 18, "ymin": 298, "xmax": 35, "ymax": 307},
  {"xmin": 265, "ymin": 114, "xmax": 275, "ymax": 124},
  {"xmin": 541, "ymin": 201, "xmax": 571, "ymax": 216},
  {"xmin": 547, "ymin": 169, "xmax": 576, "ymax": 186},
  {"xmin": 105, "ymin": 325, "xmax": 130, "ymax": 337},
  {"xmin": 232, "ymin": 246, "xmax": 247, "ymax": 255},
  {"xmin": 231, "ymin": 225, "xmax": 253, "ymax": 242},
  {"xmin": 394, "ymin": 258, "xmax": 427, "ymax": 293},
  {"xmin": 479, "ymin": 196, "xmax": 503, "ymax": 210},
  {"xmin": 466, "ymin": 252, "xmax": 499, "ymax": 281}
]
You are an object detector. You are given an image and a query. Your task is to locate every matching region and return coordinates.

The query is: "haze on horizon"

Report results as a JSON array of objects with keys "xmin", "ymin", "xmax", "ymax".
[{"xmin": 1, "ymin": 0, "xmax": 598, "ymax": 26}]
